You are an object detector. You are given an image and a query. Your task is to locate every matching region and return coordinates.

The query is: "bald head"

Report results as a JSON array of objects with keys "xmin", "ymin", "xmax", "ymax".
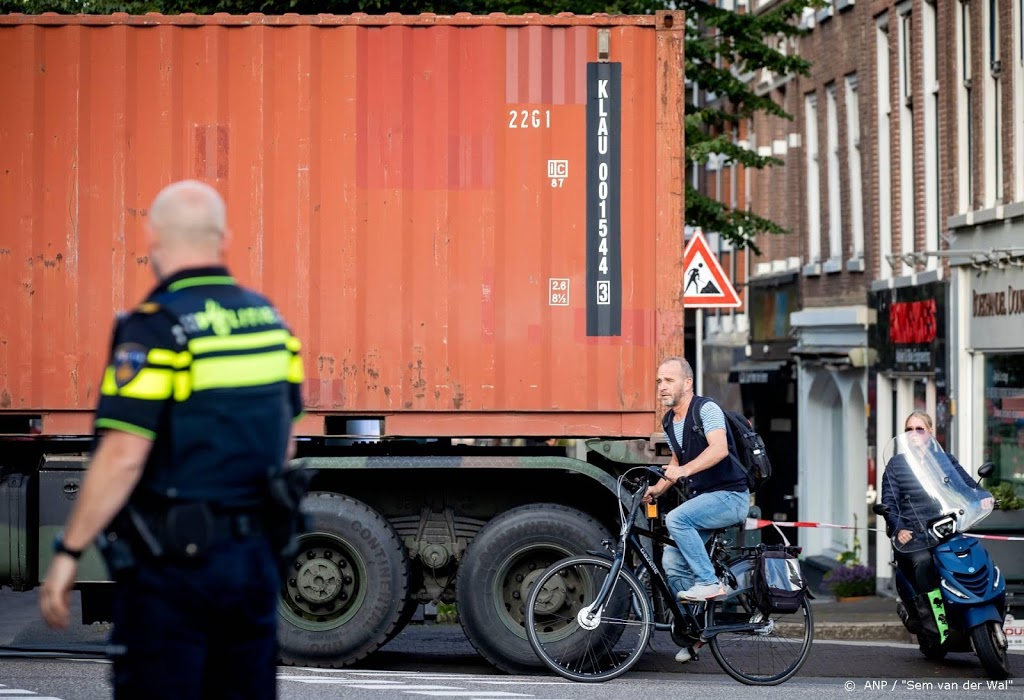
[
  {"xmin": 146, "ymin": 180, "xmax": 228, "ymax": 280},
  {"xmin": 149, "ymin": 179, "xmax": 226, "ymax": 244}
]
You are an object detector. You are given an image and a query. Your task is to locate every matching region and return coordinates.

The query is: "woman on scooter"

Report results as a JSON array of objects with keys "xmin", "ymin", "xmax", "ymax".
[{"xmin": 880, "ymin": 411, "xmax": 986, "ymax": 595}]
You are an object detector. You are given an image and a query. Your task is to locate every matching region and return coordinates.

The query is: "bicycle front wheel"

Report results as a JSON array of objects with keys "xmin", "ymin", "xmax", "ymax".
[
  {"xmin": 706, "ymin": 587, "xmax": 814, "ymax": 685},
  {"xmin": 525, "ymin": 555, "xmax": 653, "ymax": 682}
]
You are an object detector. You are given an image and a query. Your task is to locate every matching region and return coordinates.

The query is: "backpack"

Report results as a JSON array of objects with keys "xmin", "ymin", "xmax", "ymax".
[
  {"xmin": 690, "ymin": 397, "xmax": 773, "ymax": 493},
  {"xmin": 752, "ymin": 544, "xmax": 809, "ymax": 615}
]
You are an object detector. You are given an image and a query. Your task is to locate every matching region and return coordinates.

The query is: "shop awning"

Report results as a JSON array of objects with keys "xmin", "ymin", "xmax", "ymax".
[
  {"xmin": 728, "ymin": 360, "xmax": 791, "ymax": 385},
  {"xmin": 789, "ymin": 345, "xmax": 875, "ymax": 368}
]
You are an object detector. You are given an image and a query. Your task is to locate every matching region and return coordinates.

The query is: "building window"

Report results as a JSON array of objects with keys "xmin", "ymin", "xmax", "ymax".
[
  {"xmin": 983, "ymin": 354, "xmax": 1024, "ymax": 501},
  {"xmin": 958, "ymin": 0, "xmax": 974, "ymax": 211},
  {"xmin": 877, "ymin": 18, "xmax": 893, "ymax": 279},
  {"xmin": 898, "ymin": 7, "xmax": 915, "ymax": 276},
  {"xmin": 826, "ymin": 84, "xmax": 842, "ymax": 265},
  {"xmin": 805, "ymin": 93, "xmax": 822, "ymax": 268},
  {"xmin": 923, "ymin": 0, "xmax": 939, "ymax": 268},
  {"xmin": 844, "ymin": 75, "xmax": 864, "ymax": 266},
  {"xmin": 984, "ymin": 0, "xmax": 1003, "ymax": 205}
]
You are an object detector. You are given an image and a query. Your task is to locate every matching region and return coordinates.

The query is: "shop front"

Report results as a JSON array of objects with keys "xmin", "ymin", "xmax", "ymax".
[
  {"xmin": 788, "ymin": 304, "xmax": 871, "ymax": 561},
  {"xmin": 952, "ymin": 260, "xmax": 1024, "ymax": 612},
  {"xmin": 729, "ymin": 272, "xmax": 799, "ymax": 544}
]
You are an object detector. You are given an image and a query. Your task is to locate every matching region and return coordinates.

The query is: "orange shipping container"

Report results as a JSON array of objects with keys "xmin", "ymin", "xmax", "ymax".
[{"xmin": 0, "ymin": 12, "xmax": 686, "ymax": 438}]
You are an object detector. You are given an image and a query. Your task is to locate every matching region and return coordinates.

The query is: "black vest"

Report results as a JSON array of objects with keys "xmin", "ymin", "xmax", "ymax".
[{"xmin": 662, "ymin": 399, "xmax": 748, "ymax": 498}]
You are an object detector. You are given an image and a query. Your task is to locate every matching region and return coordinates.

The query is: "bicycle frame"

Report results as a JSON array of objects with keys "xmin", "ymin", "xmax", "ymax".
[{"xmin": 585, "ymin": 477, "xmax": 765, "ymax": 642}]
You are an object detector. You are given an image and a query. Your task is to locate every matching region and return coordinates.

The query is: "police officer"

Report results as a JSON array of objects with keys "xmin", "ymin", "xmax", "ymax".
[{"xmin": 39, "ymin": 179, "xmax": 304, "ymax": 699}]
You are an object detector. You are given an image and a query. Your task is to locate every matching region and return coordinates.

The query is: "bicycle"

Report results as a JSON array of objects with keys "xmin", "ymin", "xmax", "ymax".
[{"xmin": 524, "ymin": 465, "xmax": 814, "ymax": 684}]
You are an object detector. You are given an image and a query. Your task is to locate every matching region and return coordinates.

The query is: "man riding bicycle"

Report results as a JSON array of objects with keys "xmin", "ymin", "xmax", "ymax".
[{"xmin": 643, "ymin": 357, "xmax": 750, "ymax": 660}]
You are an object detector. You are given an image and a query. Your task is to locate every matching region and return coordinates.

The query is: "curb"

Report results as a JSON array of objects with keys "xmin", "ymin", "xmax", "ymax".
[
  {"xmin": 779, "ymin": 622, "xmax": 916, "ymax": 644},
  {"xmin": 812, "ymin": 622, "xmax": 917, "ymax": 643}
]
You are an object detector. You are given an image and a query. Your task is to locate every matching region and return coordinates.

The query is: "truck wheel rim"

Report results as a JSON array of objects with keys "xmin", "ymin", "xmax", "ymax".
[
  {"xmin": 279, "ymin": 532, "xmax": 366, "ymax": 631},
  {"xmin": 494, "ymin": 544, "xmax": 572, "ymax": 637},
  {"xmin": 532, "ymin": 564, "xmax": 597, "ymax": 642}
]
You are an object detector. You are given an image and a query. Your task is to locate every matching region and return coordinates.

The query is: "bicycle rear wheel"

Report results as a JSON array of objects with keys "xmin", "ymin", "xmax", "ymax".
[
  {"xmin": 525, "ymin": 555, "xmax": 653, "ymax": 682},
  {"xmin": 706, "ymin": 587, "xmax": 813, "ymax": 685}
]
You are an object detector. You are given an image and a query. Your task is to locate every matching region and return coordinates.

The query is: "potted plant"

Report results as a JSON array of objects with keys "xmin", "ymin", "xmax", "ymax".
[
  {"xmin": 823, "ymin": 515, "xmax": 876, "ymax": 601},
  {"xmin": 989, "ymin": 482, "xmax": 1024, "ymax": 512},
  {"xmin": 823, "ymin": 562, "xmax": 877, "ymax": 601}
]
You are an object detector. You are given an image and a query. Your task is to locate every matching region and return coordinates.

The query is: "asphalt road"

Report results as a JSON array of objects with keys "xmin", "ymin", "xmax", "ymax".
[
  {"xmin": 1, "ymin": 588, "xmax": 1019, "ymax": 700},
  {"xmin": 0, "ymin": 654, "xmax": 1019, "ymax": 700}
]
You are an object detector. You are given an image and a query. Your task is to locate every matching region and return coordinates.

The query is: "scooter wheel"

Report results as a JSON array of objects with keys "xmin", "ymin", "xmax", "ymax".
[
  {"xmin": 971, "ymin": 621, "xmax": 1010, "ymax": 680},
  {"xmin": 918, "ymin": 638, "xmax": 947, "ymax": 661}
]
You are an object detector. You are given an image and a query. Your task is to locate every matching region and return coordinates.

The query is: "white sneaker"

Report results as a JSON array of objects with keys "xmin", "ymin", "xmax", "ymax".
[
  {"xmin": 677, "ymin": 581, "xmax": 726, "ymax": 601},
  {"xmin": 674, "ymin": 647, "xmax": 692, "ymax": 663}
]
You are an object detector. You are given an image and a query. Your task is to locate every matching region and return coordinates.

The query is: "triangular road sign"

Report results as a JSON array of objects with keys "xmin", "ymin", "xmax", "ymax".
[{"xmin": 681, "ymin": 228, "xmax": 741, "ymax": 308}]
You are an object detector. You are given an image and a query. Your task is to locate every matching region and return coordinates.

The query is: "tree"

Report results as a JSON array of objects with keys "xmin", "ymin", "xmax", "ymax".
[
  {"xmin": 681, "ymin": 0, "xmax": 822, "ymax": 250},
  {"xmin": 1, "ymin": 0, "xmax": 821, "ymax": 249}
]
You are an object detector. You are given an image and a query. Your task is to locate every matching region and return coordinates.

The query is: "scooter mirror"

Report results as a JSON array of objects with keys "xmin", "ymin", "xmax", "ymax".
[
  {"xmin": 978, "ymin": 462, "xmax": 996, "ymax": 479},
  {"xmin": 872, "ymin": 503, "xmax": 890, "ymax": 516}
]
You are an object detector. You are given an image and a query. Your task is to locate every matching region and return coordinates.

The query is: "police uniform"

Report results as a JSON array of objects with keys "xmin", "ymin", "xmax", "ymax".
[{"xmin": 94, "ymin": 265, "xmax": 304, "ymax": 699}]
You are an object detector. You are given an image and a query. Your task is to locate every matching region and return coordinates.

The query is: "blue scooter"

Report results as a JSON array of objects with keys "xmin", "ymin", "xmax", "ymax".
[{"xmin": 874, "ymin": 432, "xmax": 1010, "ymax": 679}]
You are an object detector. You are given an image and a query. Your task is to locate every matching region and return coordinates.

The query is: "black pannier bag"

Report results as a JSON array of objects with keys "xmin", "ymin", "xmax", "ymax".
[{"xmin": 753, "ymin": 545, "xmax": 810, "ymax": 615}]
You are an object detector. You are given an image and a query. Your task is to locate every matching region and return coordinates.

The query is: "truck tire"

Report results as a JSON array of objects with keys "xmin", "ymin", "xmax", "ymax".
[
  {"xmin": 383, "ymin": 593, "xmax": 421, "ymax": 645},
  {"xmin": 456, "ymin": 503, "xmax": 611, "ymax": 674},
  {"xmin": 277, "ymin": 492, "xmax": 410, "ymax": 667}
]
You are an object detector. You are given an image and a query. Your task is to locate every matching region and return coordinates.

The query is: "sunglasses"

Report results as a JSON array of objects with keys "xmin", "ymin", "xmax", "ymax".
[{"xmin": 905, "ymin": 426, "xmax": 928, "ymax": 434}]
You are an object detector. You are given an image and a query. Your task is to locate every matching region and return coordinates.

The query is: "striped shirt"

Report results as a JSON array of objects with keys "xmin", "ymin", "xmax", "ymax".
[{"xmin": 667, "ymin": 400, "xmax": 727, "ymax": 449}]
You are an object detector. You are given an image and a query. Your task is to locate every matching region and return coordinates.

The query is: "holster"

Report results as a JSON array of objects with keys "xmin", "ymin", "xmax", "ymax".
[
  {"xmin": 99, "ymin": 462, "xmax": 316, "ymax": 575},
  {"xmin": 101, "ymin": 500, "xmax": 268, "ymax": 571},
  {"xmin": 264, "ymin": 461, "xmax": 317, "ymax": 575}
]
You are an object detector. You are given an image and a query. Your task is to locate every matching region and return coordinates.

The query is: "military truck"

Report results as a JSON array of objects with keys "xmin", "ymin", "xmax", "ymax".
[{"xmin": 0, "ymin": 10, "xmax": 699, "ymax": 672}]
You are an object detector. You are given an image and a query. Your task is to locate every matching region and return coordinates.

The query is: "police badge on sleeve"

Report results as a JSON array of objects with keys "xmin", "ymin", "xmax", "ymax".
[{"xmin": 113, "ymin": 343, "xmax": 148, "ymax": 387}]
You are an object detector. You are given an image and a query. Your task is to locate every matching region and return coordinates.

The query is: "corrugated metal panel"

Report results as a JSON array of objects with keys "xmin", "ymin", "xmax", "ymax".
[{"xmin": 0, "ymin": 12, "xmax": 685, "ymax": 436}]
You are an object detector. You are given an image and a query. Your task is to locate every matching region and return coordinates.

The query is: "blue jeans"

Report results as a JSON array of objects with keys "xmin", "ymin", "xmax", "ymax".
[{"xmin": 662, "ymin": 489, "xmax": 749, "ymax": 594}]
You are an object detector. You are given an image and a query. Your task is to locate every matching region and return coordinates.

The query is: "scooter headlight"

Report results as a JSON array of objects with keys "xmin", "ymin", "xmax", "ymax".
[
  {"xmin": 931, "ymin": 516, "xmax": 957, "ymax": 539},
  {"xmin": 940, "ymin": 577, "xmax": 970, "ymax": 600},
  {"xmin": 994, "ymin": 566, "xmax": 1001, "ymax": 589}
]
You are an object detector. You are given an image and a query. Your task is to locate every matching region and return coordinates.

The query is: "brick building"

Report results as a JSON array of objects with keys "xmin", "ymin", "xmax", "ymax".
[{"xmin": 707, "ymin": 0, "xmax": 1024, "ymax": 578}]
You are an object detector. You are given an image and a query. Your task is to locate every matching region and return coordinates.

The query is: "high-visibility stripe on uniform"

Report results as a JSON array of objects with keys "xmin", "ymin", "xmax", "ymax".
[
  {"xmin": 118, "ymin": 368, "xmax": 174, "ymax": 400},
  {"xmin": 100, "ymin": 367, "xmax": 174, "ymax": 400},
  {"xmin": 101, "ymin": 367, "xmax": 118, "ymax": 395},
  {"xmin": 188, "ymin": 329, "xmax": 291, "ymax": 355},
  {"xmin": 94, "ymin": 418, "xmax": 157, "ymax": 440},
  {"xmin": 147, "ymin": 348, "xmax": 191, "ymax": 369},
  {"xmin": 288, "ymin": 354, "xmax": 304, "ymax": 384},
  {"xmin": 174, "ymin": 370, "xmax": 192, "ymax": 402},
  {"xmin": 190, "ymin": 350, "xmax": 292, "ymax": 391},
  {"xmin": 167, "ymin": 275, "xmax": 236, "ymax": 292}
]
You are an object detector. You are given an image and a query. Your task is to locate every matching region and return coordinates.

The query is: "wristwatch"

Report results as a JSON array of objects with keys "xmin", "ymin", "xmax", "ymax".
[{"xmin": 53, "ymin": 532, "xmax": 84, "ymax": 560}]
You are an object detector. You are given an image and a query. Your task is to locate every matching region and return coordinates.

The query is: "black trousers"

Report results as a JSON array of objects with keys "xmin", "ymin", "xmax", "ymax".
[
  {"xmin": 111, "ymin": 536, "xmax": 280, "ymax": 700},
  {"xmin": 895, "ymin": 547, "xmax": 936, "ymax": 596}
]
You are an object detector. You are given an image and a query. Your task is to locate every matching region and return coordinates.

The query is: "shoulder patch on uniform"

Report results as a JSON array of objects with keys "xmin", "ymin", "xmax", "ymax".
[
  {"xmin": 136, "ymin": 302, "xmax": 161, "ymax": 314},
  {"xmin": 113, "ymin": 343, "xmax": 148, "ymax": 387}
]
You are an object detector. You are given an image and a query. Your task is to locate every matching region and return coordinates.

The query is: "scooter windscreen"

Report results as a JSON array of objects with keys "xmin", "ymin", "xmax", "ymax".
[{"xmin": 880, "ymin": 432, "xmax": 994, "ymax": 553}]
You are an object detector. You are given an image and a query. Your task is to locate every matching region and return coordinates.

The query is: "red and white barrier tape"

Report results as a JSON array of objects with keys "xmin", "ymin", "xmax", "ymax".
[{"xmin": 744, "ymin": 517, "xmax": 1024, "ymax": 542}]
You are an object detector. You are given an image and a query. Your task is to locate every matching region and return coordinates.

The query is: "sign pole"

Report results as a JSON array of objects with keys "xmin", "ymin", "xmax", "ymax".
[{"xmin": 696, "ymin": 308, "xmax": 704, "ymax": 397}]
